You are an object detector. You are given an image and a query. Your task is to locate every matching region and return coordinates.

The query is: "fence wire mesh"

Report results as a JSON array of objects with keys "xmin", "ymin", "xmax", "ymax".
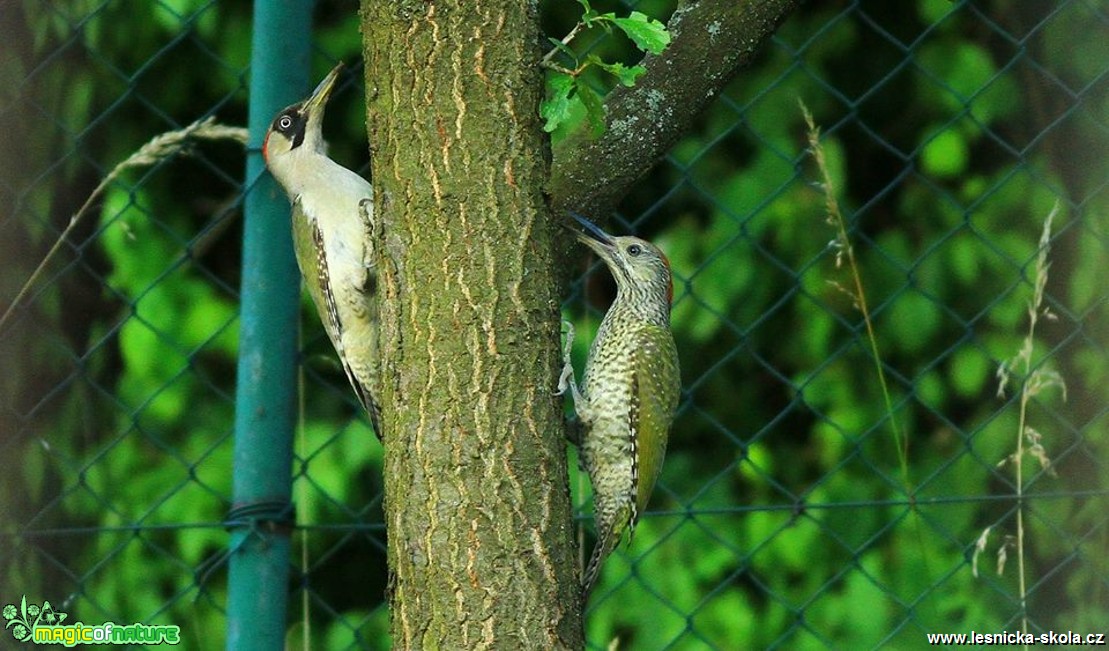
[{"xmin": 1, "ymin": 0, "xmax": 1106, "ymax": 649}]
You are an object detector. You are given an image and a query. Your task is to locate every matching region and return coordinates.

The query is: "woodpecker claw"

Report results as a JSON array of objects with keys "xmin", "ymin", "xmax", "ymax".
[
  {"xmin": 555, "ymin": 364, "xmax": 574, "ymax": 397},
  {"xmin": 555, "ymin": 320, "xmax": 577, "ymax": 396},
  {"xmin": 358, "ymin": 198, "xmax": 376, "ymax": 270}
]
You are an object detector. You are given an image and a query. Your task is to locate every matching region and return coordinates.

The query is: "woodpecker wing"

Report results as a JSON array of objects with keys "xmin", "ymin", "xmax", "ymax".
[
  {"xmin": 629, "ymin": 323, "xmax": 680, "ymax": 524},
  {"xmin": 291, "ymin": 199, "xmax": 332, "ymax": 340}
]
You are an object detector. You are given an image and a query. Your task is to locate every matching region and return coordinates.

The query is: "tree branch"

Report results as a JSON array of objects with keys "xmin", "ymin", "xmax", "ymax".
[{"xmin": 548, "ymin": 0, "xmax": 799, "ymax": 216}]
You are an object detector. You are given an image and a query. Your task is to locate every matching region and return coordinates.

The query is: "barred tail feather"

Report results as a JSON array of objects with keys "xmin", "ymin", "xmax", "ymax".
[
  {"xmin": 341, "ymin": 361, "xmax": 383, "ymax": 440},
  {"xmin": 581, "ymin": 526, "xmax": 619, "ymax": 602},
  {"xmin": 366, "ymin": 395, "xmax": 383, "ymax": 440},
  {"xmin": 580, "ymin": 536, "xmax": 605, "ymax": 602}
]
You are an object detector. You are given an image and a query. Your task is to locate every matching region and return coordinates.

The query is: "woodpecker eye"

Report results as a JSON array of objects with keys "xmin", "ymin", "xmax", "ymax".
[
  {"xmin": 278, "ymin": 115, "xmax": 294, "ymax": 131},
  {"xmin": 627, "ymin": 244, "xmax": 642, "ymax": 256}
]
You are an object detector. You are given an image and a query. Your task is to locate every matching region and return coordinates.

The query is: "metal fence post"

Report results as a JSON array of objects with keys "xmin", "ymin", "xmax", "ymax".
[{"xmin": 226, "ymin": 0, "xmax": 315, "ymax": 648}]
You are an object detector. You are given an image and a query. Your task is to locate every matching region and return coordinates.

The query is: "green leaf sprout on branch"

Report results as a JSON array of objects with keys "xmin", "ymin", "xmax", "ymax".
[{"xmin": 540, "ymin": 2, "xmax": 670, "ymax": 135}]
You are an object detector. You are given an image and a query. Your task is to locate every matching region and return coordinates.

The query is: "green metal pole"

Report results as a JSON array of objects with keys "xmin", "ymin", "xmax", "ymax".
[{"xmin": 227, "ymin": 0, "xmax": 314, "ymax": 648}]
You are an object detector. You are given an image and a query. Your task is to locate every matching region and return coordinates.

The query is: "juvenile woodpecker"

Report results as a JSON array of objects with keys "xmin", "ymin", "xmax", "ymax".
[
  {"xmin": 557, "ymin": 212, "xmax": 681, "ymax": 600},
  {"xmin": 262, "ymin": 63, "xmax": 382, "ymax": 437}
]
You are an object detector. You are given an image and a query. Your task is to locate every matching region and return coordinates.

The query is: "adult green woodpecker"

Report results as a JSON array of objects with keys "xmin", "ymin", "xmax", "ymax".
[
  {"xmin": 262, "ymin": 63, "xmax": 382, "ymax": 437},
  {"xmin": 557, "ymin": 212, "xmax": 681, "ymax": 600}
]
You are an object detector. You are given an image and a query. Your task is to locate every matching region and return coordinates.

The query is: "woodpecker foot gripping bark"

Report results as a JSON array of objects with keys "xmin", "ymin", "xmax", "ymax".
[
  {"xmin": 556, "ymin": 320, "xmax": 586, "ymax": 448},
  {"xmin": 555, "ymin": 319, "xmax": 578, "ymax": 398},
  {"xmin": 358, "ymin": 197, "xmax": 375, "ymax": 268}
]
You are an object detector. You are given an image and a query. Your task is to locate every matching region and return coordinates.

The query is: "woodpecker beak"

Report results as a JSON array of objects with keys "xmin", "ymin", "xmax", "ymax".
[
  {"xmin": 568, "ymin": 211, "xmax": 616, "ymax": 253},
  {"xmin": 303, "ymin": 62, "xmax": 343, "ymax": 115}
]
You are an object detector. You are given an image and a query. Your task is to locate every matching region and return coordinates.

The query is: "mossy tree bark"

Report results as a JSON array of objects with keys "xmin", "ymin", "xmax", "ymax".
[
  {"xmin": 359, "ymin": 0, "xmax": 798, "ymax": 647},
  {"xmin": 361, "ymin": 2, "xmax": 580, "ymax": 648}
]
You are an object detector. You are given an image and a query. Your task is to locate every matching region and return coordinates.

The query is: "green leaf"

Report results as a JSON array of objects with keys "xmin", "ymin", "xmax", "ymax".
[
  {"xmin": 541, "ymin": 73, "xmax": 575, "ymax": 133},
  {"xmin": 582, "ymin": 7, "xmax": 608, "ymax": 27},
  {"xmin": 950, "ymin": 346, "xmax": 990, "ymax": 398},
  {"xmin": 921, "ymin": 127, "xmax": 968, "ymax": 179},
  {"xmin": 546, "ymin": 36, "xmax": 577, "ymax": 62},
  {"xmin": 590, "ymin": 12, "xmax": 615, "ymax": 33},
  {"xmin": 575, "ymin": 78, "xmax": 606, "ymax": 136},
  {"xmin": 917, "ymin": 0, "xmax": 956, "ymax": 24},
  {"xmin": 886, "ymin": 290, "xmax": 941, "ymax": 355},
  {"xmin": 588, "ymin": 55, "xmax": 645, "ymax": 87},
  {"xmin": 612, "ymin": 11, "xmax": 670, "ymax": 55}
]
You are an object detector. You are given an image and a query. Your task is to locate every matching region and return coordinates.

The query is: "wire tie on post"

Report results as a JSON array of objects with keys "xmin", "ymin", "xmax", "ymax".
[{"xmin": 224, "ymin": 500, "xmax": 296, "ymax": 537}]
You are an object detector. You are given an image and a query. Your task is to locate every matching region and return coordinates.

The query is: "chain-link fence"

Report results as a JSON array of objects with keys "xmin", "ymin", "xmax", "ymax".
[{"xmin": 2, "ymin": 0, "xmax": 1106, "ymax": 649}]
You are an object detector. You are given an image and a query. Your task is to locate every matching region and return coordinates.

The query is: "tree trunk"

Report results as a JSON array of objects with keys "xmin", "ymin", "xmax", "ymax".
[{"xmin": 360, "ymin": 2, "xmax": 582, "ymax": 648}]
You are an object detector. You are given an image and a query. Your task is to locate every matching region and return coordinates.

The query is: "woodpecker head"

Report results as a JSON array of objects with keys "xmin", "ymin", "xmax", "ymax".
[
  {"xmin": 569, "ymin": 212, "xmax": 674, "ymax": 312},
  {"xmin": 262, "ymin": 63, "xmax": 343, "ymax": 187}
]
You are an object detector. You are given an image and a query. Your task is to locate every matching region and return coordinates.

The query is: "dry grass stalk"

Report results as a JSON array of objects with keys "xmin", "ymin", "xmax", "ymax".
[
  {"xmin": 974, "ymin": 202, "xmax": 1066, "ymax": 639},
  {"xmin": 800, "ymin": 100, "xmax": 910, "ymax": 484},
  {"xmin": 0, "ymin": 118, "xmax": 249, "ymax": 332}
]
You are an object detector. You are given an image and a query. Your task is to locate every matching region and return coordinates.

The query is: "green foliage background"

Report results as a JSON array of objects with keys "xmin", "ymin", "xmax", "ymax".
[{"xmin": 1, "ymin": 1, "xmax": 1106, "ymax": 649}]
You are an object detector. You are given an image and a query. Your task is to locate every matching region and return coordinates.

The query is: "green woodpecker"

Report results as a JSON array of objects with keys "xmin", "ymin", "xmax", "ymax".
[
  {"xmin": 557, "ymin": 212, "xmax": 681, "ymax": 600},
  {"xmin": 262, "ymin": 63, "xmax": 382, "ymax": 437}
]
